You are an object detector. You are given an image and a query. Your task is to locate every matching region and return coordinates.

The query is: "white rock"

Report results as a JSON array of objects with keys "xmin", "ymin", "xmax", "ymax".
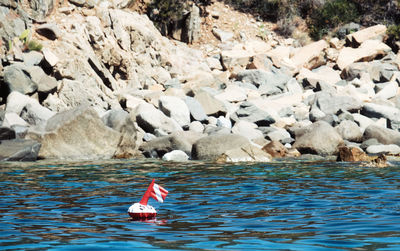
[
  {"xmin": 189, "ymin": 121, "xmax": 204, "ymax": 133},
  {"xmin": 216, "ymin": 116, "xmax": 232, "ymax": 129},
  {"xmin": 3, "ymin": 113, "xmax": 29, "ymax": 127},
  {"xmin": 159, "ymin": 96, "xmax": 191, "ymax": 127},
  {"xmin": 366, "ymin": 144, "xmax": 400, "ymax": 155},
  {"xmin": 42, "ymin": 48, "xmax": 59, "ymax": 67},
  {"xmin": 162, "ymin": 150, "xmax": 189, "ymax": 161}
]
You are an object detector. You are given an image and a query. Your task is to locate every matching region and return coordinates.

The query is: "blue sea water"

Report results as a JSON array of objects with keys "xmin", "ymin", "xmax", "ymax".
[{"xmin": 0, "ymin": 159, "xmax": 400, "ymax": 250}]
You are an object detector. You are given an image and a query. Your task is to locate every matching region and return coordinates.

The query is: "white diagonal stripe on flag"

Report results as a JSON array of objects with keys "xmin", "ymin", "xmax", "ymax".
[{"xmin": 153, "ymin": 183, "xmax": 163, "ymax": 202}]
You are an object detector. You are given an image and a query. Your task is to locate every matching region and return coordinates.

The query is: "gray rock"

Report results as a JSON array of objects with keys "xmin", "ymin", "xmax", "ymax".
[
  {"xmin": 162, "ymin": 150, "xmax": 189, "ymax": 161},
  {"xmin": 341, "ymin": 61, "xmax": 398, "ymax": 82},
  {"xmin": 194, "ymin": 90, "xmax": 226, "ymax": 116},
  {"xmin": 335, "ymin": 120, "xmax": 363, "ymax": 142},
  {"xmin": 293, "ymin": 121, "xmax": 344, "ymax": 156},
  {"xmin": 0, "ymin": 6, "xmax": 26, "ymax": 42},
  {"xmin": 352, "ymin": 113, "xmax": 374, "ymax": 132},
  {"xmin": 0, "ymin": 139, "xmax": 41, "ymax": 161},
  {"xmin": 314, "ymin": 91, "xmax": 362, "ymax": 115},
  {"xmin": 159, "ymin": 96, "xmax": 190, "ymax": 127},
  {"xmin": 231, "ymin": 101, "xmax": 275, "ymax": 126},
  {"xmin": 266, "ymin": 128, "xmax": 291, "ymax": 142},
  {"xmin": 36, "ymin": 23, "xmax": 61, "ymax": 40},
  {"xmin": 319, "ymin": 114, "xmax": 340, "ymax": 127},
  {"xmin": 54, "ymin": 78, "xmax": 114, "ymax": 112},
  {"xmin": 236, "ymin": 69, "xmax": 290, "ymax": 95},
  {"xmin": 25, "ymin": 66, "xmax": 58, "ymax": 94},
  {"xmin": 361, "ymin": 103, "xmax": 400, "ymax": 130},
  {"xmin": 360, "ymin": 138, "xmax": 381, "ymax": 150},
  {"xmin": 27, "ymin": 0, "xmax": 55, "ymax": 20},
  {"xmin": 309, "ymin": 105, "xmax": 326, "ymax": 122},
  {"xmin": 140, "ymin": 131, "xmax": 204, "ymax": 158},
  {"xmin": 27, "ymin": 106, "xmax": 121, "ymax": 159},
  {"xmin": 185, "ymin": 96, "xmax": 208, "ymax": 122},
  {"xmin": 192, "ymin": 133, "xmax": 250, "ymax": 160},
  {"xmin": 337, "ymin": 22, "xmax": 360, "ymax": 39},
  {"xmin": 143, "ymin": 133, "xmax": 156, "ymax": 142},
  {"xmin": 366, "ymin": 144, "xmax": 400, "ymax": 155},
  {"xmin": 212, "ymin": 28, "xmax": 234, "ymax": 42},
  {"xmin": 0, "ymin": 127, "xmax": 16, "ymax": 140},
  {"xmin": 6, "ymin": 92, "xmax": 55, "ymax": 126},
  {"xmin": 363, "ymin": 124, "xmax": 400, "ymax": 146},
  {"xmin": 375, "ymin": 82, "xmax": 398, "ymax": 100},
  {"xmin": 20, "ymin": 102, "xmax": 55, "ymax": 127},
  {"xmin": 136, "ymin": 103, "xmax": 182, "ymax": 134},
  {"xmin": 102, "ymin": 109, "xmax": 140, "ymax": 158},
  {"xmin": 231, "ymin": 120, "xmax": 263, "ymax": 140},
  {"xmin": 23, "ymin": 51, "xmax": 44, "ymax": 66},
  {"xmin": 3, "ymin": 64, "xmax": 37, "ymax": 95}
]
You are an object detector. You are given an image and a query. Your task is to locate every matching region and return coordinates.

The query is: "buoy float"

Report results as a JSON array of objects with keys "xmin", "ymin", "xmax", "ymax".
[{"xmin": 128, "ymin": 179, "xmax": 168, "ymax": 220}]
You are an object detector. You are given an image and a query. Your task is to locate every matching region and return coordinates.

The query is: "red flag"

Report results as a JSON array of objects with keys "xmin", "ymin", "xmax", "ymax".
[{"xmin": 139, "ymin": 179, "xmax": 168, "ymax": 205}]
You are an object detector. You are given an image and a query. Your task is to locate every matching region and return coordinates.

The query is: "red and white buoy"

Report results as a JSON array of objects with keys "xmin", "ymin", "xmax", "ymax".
[{"xmin": 128, "ymin": 179, "xmax": 168, "ymax": 220}]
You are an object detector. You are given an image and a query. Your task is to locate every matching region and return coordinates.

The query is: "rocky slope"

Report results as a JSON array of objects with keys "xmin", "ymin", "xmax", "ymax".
[{"xmin": 1, "ymin": 1, "xmax": 400, "ymax": 164}]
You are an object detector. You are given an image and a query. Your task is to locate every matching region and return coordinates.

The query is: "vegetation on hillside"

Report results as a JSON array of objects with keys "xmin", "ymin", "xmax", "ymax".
[{"xmin": 146, "ymin": 0, "xmax": 400, "ymax": 40}]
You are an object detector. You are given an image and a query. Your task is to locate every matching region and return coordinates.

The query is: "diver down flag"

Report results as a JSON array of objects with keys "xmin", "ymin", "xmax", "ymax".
[{"xmin": 139, "ymin": 179, "xmax": 168, "ymax": 205}]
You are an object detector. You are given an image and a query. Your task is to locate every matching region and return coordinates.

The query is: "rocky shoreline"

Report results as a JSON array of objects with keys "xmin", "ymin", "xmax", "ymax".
[{"xmin": 1, "ymin": 1, "xmax": 400, "ymax": 165}]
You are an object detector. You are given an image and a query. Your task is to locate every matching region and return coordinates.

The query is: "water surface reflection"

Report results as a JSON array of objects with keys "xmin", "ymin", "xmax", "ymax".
[{"xmin": 1, "ymin": 160, "xmax": 400, "ymax": 250}]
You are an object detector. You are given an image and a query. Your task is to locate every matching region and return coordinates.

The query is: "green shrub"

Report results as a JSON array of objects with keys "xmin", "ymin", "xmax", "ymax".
[
  {"xmin": 308, "ymin": 0, "xmax": 359, "ymax": 40},
  {"xmin": 26, "ymin": 40, "xmax": 43, "ymax": 51}
]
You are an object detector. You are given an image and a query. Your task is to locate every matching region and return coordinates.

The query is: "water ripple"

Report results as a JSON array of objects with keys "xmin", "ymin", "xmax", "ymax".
[{"xmin": 0, "ymin": 160, "xmax": 400, "ymax": 250}]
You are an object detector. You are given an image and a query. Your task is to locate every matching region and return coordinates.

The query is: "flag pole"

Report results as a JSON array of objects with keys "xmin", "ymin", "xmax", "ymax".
[{"xmin": 139, "ymin": 179, "xmax": 155, "ymax": 205}]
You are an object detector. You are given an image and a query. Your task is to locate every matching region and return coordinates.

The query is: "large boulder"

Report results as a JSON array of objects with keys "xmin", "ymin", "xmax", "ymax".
[
  {"xmin": 337, "ymin": 40, "xmax": 391, "ymax": 70},
  {"xmin": 346, "ymin": 24, "xmax": 387, "ymax": 46},
  {"xmin": 335, "ymin": 120, "xmax": 363, "ymax": 143},
  {"xmin": 136, "ymin": 102, "xmax": 182, "ymax": 134},
  {"xmin": 159, "ymin": 96, "xmax": 190, "ymax": 127},
  {"xmin": 230, "ymin": 101, "xmax": 275, "ymax": 126},
  {"xmin": 293, "ymin": 121, "xmax": 344, "ymax": 156},
  {"xmin": 192, "ymin": 133, "xmax": 250, "ymax": 160},
  {"xmin": 0, "ymin": 139, "xmax": 41, "ymax": 161},
  {"xmin": 361, "ymin": 103, "xmax": 400, "ymax": 130},
  {"xmin": 27, "ymin": 106, "xmax": 121, "ymax": 159},
  {"xmin": 236, "ymin": 69, "xmax": 290, "ymax": 96},
  {"xmin": 185, "ymin": 96, "xmax": 208, "ymax": 122},
  {"xmin": 3, "ymin": 64, "xmax": 37, "ymax": 95},
  {"xmin": 140, "ymin": 131, "xmax": 204, "ymax": 158},
  {"xmin": 231, "ymin": 120, "xmax": 264, "ymax": 140},
  {"xmin": 102, "ymin": 109, "xmax": 141, "ymax": 158},
  {"xmin": 363, "ymin": 124, "xmax": 400, "ymax": 146},
  {"xmin": 220, "ymin": 49, "xmax": 252, "ymax": 71},
  {"xmin": 312, "ymin": 91, "xmax": 362, "ymax": 115},
  {"xmin": 194, "ymin": 90, "xmax": 227, "ymax": 116},
  {"xmin": 290, "ymin": 40, "xmax": 328, "ymax": 70}
]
